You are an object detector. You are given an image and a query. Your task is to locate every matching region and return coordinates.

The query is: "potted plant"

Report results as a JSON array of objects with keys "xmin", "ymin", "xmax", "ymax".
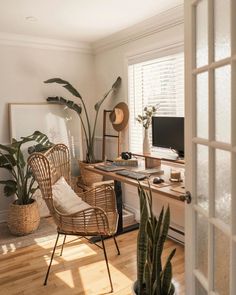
[
  {"xmin": 133, "ymin": 183, "xmax": 176, "ymax": 294},
  {"xmin": 136, "ymin": 105, "xmax": 159, "ymax": 154},
  {"xmin": 44, "ymin": 77, "xmax": 121, "ymax": 185},
  {"xmin": 0, "ymin": 131, "xmax": 53, "ymax": 235}
]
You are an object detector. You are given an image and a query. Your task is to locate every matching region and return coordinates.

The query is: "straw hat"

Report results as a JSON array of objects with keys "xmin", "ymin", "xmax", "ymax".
[{"xmin": 109, "ymin": 102, "xmax": 129, "ymax": 132}]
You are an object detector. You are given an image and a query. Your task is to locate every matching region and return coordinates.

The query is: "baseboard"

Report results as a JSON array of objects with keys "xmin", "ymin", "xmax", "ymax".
[
  {"xmin": 123, "ymin": 203, "xmax": 184, "ymax": 244},
  {"xmin": 123, "ymin": 203, "xmax": 140, "ymax": 222}
]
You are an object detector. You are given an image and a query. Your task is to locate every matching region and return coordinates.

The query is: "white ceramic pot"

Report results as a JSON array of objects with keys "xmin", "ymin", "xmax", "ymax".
[{"xmin": 143, "ymin": 128, "xmax": 150, "ymax": 154}]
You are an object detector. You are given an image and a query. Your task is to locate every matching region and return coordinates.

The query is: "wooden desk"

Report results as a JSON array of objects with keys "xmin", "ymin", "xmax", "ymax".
[
  {"xmin": 85, "ymin": 163, "xmax": 185, "ymax": 237},
  {"xmin": 85, "ymin": 163, "xmax": 185, "ymax": 202}
]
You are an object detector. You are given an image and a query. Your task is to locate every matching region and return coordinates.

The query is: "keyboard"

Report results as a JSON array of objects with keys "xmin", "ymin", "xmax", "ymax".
[{"xmin": 115, "ymin": 170, "xmax": 148, "ymax": 180}]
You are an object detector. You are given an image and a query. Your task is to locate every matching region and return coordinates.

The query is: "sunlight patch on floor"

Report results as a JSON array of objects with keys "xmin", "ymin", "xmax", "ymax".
[
  {"xmin": 1, "ymin": 243, "xmax": 16, "ymax": 254},
  {"xmin": 61, "ymin": 243, "xmax": 97, "ymax": 261},
  {"xmin": 78, "ymin": 261, "xmax": 133, "ymax": 292},
  {"xmin": 55, "ymin": 269, "xmax": 75, "ymax": 288}
]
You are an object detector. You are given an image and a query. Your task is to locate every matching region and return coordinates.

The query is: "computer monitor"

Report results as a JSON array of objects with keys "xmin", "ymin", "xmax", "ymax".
[{"xmin": 152, "ymin": 116, "xmax": 184, "ymax": 158}]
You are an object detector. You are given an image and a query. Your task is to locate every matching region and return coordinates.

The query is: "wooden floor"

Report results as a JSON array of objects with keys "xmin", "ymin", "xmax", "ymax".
[{"xmin": 0, "ymin": 230, "xmax": 184, "ymax": 295}]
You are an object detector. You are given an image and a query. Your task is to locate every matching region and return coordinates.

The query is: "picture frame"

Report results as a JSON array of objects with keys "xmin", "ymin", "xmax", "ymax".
[{"xmin": 9, "ymin": 102, "xmax": 83, "ymax": 216}]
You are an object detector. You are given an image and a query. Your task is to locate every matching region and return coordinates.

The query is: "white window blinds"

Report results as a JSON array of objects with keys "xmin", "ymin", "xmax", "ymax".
[{"xmin": 128, "ymin": 52, "xmax": 184, "ymax": 153}]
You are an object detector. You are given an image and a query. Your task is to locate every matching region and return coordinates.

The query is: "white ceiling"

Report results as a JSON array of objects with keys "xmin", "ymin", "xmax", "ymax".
[{"xmin": 0, "ymin": 0, "xmax": 182, "ymax": 43}]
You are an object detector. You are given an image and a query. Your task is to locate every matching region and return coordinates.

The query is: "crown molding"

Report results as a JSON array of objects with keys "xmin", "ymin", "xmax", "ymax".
[
  {"xmin": 0, "ymin": 32, "xmax": 93, "ymax": 54},
  {"xmin": 92, "ymin": 4, "xmax": 184, "ymax": 54}
]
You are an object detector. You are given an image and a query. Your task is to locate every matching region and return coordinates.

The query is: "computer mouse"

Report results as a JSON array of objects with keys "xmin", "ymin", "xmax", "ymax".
[{"xmin": 153, "ymin": 177, "xmax": 164, "ymax": 184}]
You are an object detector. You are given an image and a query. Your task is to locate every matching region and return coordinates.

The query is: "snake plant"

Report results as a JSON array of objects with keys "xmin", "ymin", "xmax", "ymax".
[
  {"xmin": 136, "ymin": 184, "xmax": 176, "ymax": 295},
  {"xmin": 0, "ymin": 131, "xmax": 53, "ymax": 205},
  {"xmin": 44, "ymin": 77, "xmax": 121, "ymax": 163}
]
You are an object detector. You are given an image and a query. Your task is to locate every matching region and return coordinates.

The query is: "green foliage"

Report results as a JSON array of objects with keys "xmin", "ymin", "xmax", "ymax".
[
  {"xmin": 136, "ymin": 105, "xmax": 159, "ymax": 130},
  {"xmin": 136, "ymin": 184, "xmax": 176, "ymax": 295},
  {"xmin": 44, "ymin": 77, "xmax": 122, "ymax": 163},
  {"xmin": 0, "ymin": 131, "xmax": 53, "ymax": 205}
]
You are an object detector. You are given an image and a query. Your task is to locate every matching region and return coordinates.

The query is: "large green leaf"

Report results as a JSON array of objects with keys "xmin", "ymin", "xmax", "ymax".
[
  {"xmin": 0, "ymin": 180, "xmax": 17, "ymax": 197},
  {"xmin": 0, "ymin": 144, "xmax": 17, "ymax": 155},
  {"xmin": 0, "ymin": 154, "xmax": 16, "ymax": 169},
  {"xmin": 47, "ymin": 96, "xmax": 82, "ymax": 115},
  {"xmin": 44, "ymin": 78, "xmax": 82, "ymax": 98},
  {"xmin": 21, "ymin": 131, "xmax": 53, "ymax": 147},
  {"xmin": 94, "ymin": 77, "xmax": 121, "ymax": 112}
]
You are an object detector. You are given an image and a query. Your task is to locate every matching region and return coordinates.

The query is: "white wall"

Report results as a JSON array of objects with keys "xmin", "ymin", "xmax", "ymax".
[
  {"xmin": 93, "ymin": 5, "xmax": 184, "ymax": 154},
  {"xmin": 0, "ymin": 40, "xmax": 95, "ymax": 222}
]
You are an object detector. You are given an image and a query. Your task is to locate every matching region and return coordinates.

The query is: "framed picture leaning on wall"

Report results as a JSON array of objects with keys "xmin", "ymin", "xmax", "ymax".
[{"xmin": 9, "ymin": 103, "xmax": 83, "ymax": 216}]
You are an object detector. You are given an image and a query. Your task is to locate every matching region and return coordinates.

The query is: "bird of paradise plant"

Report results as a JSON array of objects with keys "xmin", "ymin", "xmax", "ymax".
[{"xmin": 44, "ymin": 77, "xmax": 121, "ymax": 163}]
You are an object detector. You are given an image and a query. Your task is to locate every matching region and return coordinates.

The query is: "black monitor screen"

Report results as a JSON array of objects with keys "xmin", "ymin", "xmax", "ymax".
[{"xmin": 152, "ymin": 117, "xmax": 184, "ymax": 156}]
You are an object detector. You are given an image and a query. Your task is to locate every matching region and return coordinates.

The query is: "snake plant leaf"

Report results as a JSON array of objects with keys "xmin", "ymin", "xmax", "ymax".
[
  {"xmin": 137, "ymin": 186, "xmax": 148, "ymax": 293},
  {"xmin": 169, "ymin": 283, "xmax": 175, "ymax": 295},
  {"xmin": 0, "ymin": 154, "xmax": 16, "ymax": 169},
  {"xmin": 161, "ymin": 248, "xmax": 176, "ymax": 279},
  {"xmin": 145, "ymin": 261, "xmax": 151, "ymax": 295},
  {"xmin": 47, "ymin": 96, "xmax": 82, "ymax": 115},
  {"xmin": 94, "ymin": 76, "xmax": 121, "ymax": 111},
  {"xmin": 161, "ymin": 254, "xmax": 175, "ymax": 295},
  {"xmin": 0, "ymin": 180, "xmax": 17, "ymax": 197},
  {"xmin": 156, "ymin": 206, "xmax": 170, "ymax": 264},
  {"xmin": 44, "ymin": 78, "xmax": 82, "ymax": 98}
]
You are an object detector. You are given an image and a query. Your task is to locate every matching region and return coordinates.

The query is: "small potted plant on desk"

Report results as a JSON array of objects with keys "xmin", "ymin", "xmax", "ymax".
[
  {"xmin": 0, "ymin": 131, "xmax": 53, "ymax": 235},
  {"xmin": 133, "ymin": 183, "xmax": 176, "ymax": 295},
  {"xmin": 44, "ymin": 77, "xmax": 121, "ymax": 186},
  {"xmin": 136, "ymin": 105, "xmax": 159, "ymax": 154}
]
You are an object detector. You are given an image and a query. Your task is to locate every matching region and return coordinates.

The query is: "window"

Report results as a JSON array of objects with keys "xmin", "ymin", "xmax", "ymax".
[{"xmin": 128, "ymin": 51, "xmax": 184, "ymax": 153}]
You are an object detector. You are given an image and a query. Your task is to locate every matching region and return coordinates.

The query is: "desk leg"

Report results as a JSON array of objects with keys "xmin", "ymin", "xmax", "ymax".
[
  {"xmin": 89, "ymin": 180, "xmax": 138, "ymax": 243},
  {"xmin": 114, "ymin": 180, "xmax": 123, "ymax": 234}
]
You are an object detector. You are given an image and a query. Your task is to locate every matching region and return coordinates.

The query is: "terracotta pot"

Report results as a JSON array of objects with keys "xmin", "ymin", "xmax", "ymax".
[
  {"xmin": 78, "ymin": 161, "xmax": 103, "ymax": 186},
  {"xmin": 7, "ymin": 199, "xmax": 40, "ymax": 236}
]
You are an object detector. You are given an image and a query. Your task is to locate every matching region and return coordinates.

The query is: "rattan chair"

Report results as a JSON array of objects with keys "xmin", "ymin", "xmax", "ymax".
[{"xmin": 28, "ymin": 143, "xmax": 120, "ymax": 291}]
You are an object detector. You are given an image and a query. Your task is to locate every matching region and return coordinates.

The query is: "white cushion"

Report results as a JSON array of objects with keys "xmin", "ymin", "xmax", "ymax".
[{"xmin": 52, "ymin": 177, "xmax": 91, "ymax": 214}]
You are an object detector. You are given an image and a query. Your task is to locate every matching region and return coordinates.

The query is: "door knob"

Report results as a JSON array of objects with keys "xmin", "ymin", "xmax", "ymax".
[{"xmin": 179, "ymin": 191, "xmax": 192, "ymax": 204}]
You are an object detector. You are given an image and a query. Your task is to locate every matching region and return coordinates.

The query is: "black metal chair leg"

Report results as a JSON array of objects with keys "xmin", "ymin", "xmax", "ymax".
[
  {"xmin": 60, "ymin": 235, "xmax": 67, "ymax": 256},
  {"xmin": 44, "ymin": 233, "xmax": 60, "ymax": 286},
  {"xmin": 101, "ymin": 236, "xmax": 113, "ymax": 293},
  {"xmin": 113, "ymin": 236, "xmax": 120, "ymax": 255}
]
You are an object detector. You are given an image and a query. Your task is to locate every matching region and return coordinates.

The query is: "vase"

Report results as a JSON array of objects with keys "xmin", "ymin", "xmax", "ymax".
[{"xmin": 143, "ymin": 128, "xmax": 150, "ymax": 154}]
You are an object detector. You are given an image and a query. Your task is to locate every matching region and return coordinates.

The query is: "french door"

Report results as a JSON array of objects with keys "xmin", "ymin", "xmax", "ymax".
[{"xmin": 185, "ymin": 1, "xmax": 236, "ymax": 294}]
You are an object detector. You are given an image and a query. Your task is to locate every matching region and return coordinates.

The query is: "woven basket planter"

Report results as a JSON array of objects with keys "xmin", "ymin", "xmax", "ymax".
[
  {"xmin": 78, "ymin": 161, "xmax": 103, "ymax": 187},
  {"xmin": 7, "ymin": 200, "xmax": 40, "ymax": 236}
]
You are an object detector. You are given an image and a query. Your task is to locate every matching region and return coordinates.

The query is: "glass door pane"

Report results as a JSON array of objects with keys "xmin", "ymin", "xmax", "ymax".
[
  {"xmin": 215, "ymin": 65, "xmax": 231, "ymax": 143},
  {"xmin": 196, "ymin": 0, "xmax": 208, "ymax": 67},
  {"xmin": 214, "ymin": 0, "xmax": 231, "ymax": 61}
]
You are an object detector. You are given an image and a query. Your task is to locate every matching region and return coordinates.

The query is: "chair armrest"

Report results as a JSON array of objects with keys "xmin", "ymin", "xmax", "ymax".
[{"xmin": 54, "ymin": 206, "xmax": 113, "ymax": 235}]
